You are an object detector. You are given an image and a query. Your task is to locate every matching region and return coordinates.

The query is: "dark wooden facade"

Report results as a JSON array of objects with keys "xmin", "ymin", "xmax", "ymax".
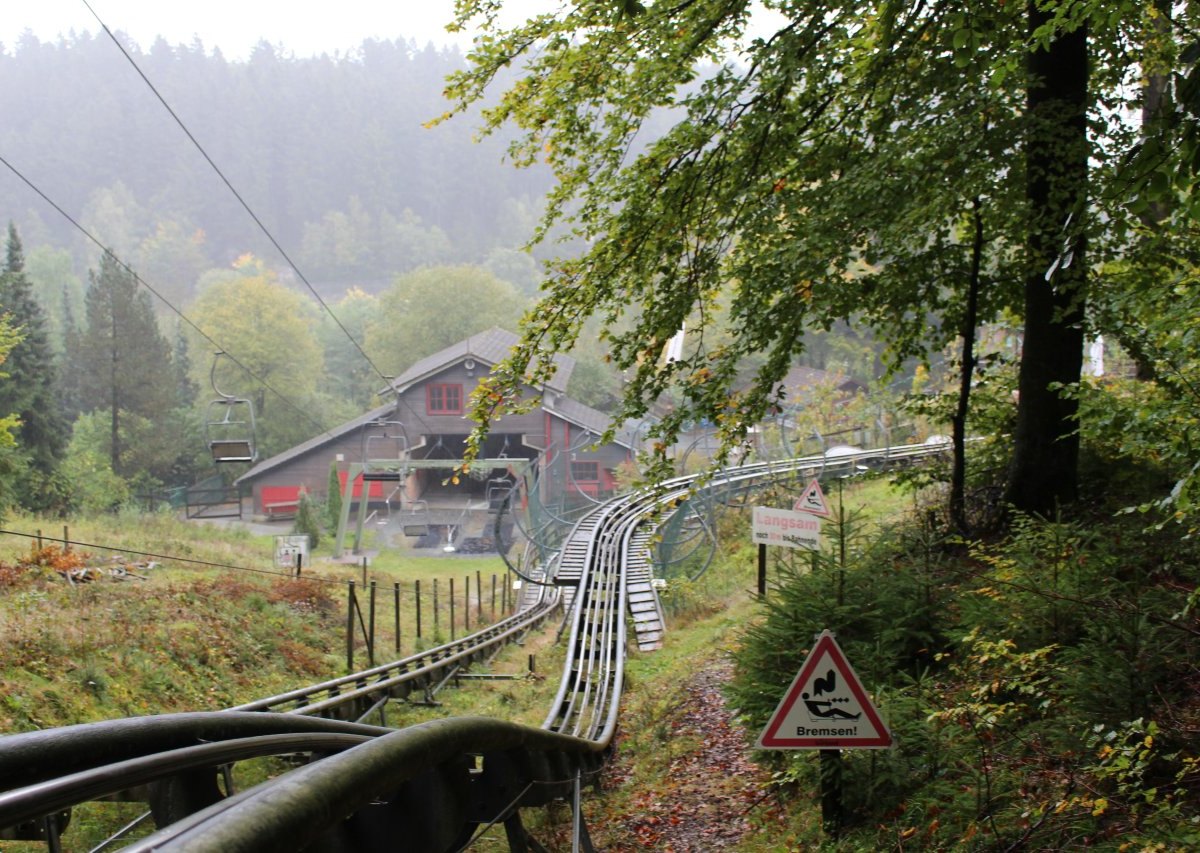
[{"xmin": 236, "ymin": 329, "xmax": 634, "ymax": 518}]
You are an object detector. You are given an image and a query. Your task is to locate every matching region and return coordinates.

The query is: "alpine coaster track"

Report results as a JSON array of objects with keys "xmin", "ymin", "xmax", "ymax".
[{"xmin": 0, "ymin": 443, "xmax": 948, "ymax": 851}]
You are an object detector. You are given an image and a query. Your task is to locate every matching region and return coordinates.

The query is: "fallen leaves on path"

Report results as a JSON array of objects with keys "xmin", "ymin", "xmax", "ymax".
[{"xmin": 597, "ymin": 657, "xmax": 785, "ymax": 851}]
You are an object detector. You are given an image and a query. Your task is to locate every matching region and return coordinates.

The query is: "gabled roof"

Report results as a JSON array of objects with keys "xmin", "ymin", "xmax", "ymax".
[
  {"xmin": 237, "ymin": 329, "xmax": 608, "ymax": 485},
  {"xmin": 388, "ymin": 327, "xmax": 574, "ymax": 396},
  {"xmin": 544, "ymin": 393, "xmax": 636, "ymax": 450},
  {"xmin": 235, "ymin": 400, "xmax": 397, "ymax": 484}
]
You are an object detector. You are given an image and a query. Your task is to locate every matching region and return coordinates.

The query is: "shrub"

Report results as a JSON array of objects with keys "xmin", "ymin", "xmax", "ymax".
[{"xmin": 293, "ymin": 489, "xmax": 321, "ymax": 550}]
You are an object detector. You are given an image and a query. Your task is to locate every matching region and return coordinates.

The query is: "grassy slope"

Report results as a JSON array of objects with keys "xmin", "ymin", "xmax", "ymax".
[{"xmin": 0, "ymin": 510, "xmax": 514, "ymax": 730}]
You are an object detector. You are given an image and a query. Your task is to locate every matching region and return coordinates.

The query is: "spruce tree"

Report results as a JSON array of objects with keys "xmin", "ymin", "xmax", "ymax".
[
  {"xmin": 0, "ymin": 223, "xmax": 69, "ymax": 511},
  {"xmin": 294, "ymin": 488, "xmax": 321, "ymax": 550},
  {"xmin": 58, "ymin": 281, "xmax": 83, "ymax": 422},
  {"xmin": 73, "ymin": 251, "xmax": 175, "ymax": 478},
  {"xmin": 325, "ymin": 459, "xmax": 344, "ymax": 531}
]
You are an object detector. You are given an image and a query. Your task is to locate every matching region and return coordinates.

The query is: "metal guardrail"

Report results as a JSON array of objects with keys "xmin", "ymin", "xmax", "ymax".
[{"xmin": 0, "ymin": 443, "xmax": 952, "ymax": 850}]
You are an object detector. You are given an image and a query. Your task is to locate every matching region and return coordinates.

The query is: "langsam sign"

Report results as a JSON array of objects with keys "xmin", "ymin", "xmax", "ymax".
[{"xmin": 752, "ymin": 505, "xmax": 822, "ymax": 551}]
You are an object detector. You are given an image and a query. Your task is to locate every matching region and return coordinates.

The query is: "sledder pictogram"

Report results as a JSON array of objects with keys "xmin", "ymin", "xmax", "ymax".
[{"xmin": 793, "ymin": 477, "xmax": 832, "ymax": 518}]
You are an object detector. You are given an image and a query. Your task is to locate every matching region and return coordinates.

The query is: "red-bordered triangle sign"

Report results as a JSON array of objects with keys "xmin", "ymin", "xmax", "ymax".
[
  {"xmin": 756, "ymin": 630, "xmax": 892, "ymax": 749},
  {"xmin": 793, "ymin": 478, "xmax": 832, "ymax": 518}
]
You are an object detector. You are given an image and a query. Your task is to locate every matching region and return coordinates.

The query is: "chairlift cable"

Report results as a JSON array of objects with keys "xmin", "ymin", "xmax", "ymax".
[
  {"xmin": 83, "ymin": 0, "xmax": 416, "ymax": 428},
  {"xmin": 0, "ymin": 153, "xmax": 335, "ymax": 442}
]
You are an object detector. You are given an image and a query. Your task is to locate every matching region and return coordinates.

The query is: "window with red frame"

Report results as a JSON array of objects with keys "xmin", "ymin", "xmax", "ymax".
[{"xmin": 426, "ymin": 383, "xmax": 463, "ymax": 415}]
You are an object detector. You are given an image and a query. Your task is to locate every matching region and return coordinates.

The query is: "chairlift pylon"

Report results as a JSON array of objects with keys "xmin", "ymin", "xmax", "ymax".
[{"xmin": 205, "ymin": 352, "xmax": 257, "ymax": 464}]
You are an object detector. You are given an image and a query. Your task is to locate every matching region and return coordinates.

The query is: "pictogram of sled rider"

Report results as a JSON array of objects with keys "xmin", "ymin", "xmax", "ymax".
[{"xmin": 802, "ymin": 669, "xmax": 861, "ymax": 721}]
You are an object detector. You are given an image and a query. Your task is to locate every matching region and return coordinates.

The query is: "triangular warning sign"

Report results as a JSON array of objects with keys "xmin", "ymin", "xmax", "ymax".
[
  {"xmin": 793, "ymin": 478, "xmax": 832, "ymax": 518},
  {"xmin": 757, "ymin": 630, "xmax": 891, "ymax": 749}
]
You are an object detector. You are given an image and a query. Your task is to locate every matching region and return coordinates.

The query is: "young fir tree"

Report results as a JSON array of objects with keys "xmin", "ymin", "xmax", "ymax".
[
  {"xmin": 325, "ymin": 460, "xmax": 344, "ymax": 531},
  {"xmin": 57, "ymin": 281, "xmax": 83, "ymax": 422},
  {"xmin": 73, "ymin": 251, "xmax": 176, "ymax": 478},
  {"xmin": 0, "ymin": 223, "xmax": 69, "ymax": 511},
  {"xmin": 294, "ymin": 488, "xmax": 321, "ymax": 550}
]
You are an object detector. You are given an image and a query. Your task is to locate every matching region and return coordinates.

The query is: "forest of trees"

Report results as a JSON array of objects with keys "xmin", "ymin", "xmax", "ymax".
[
  {"xmin": 0, "ymin": 32, "xmax": 555, "ymax": 283},
  {"xmin": 0, "ymin": 33, "xmax": 573, "ymax": 512},
  {"xmin": 0, "ymin": 29, "xmax": 893, "ymax": 514}
]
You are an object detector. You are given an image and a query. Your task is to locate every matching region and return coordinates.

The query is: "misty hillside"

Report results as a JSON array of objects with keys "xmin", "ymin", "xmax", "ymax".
[{"xmin": 0, "ymin": 31, "xmax": 555, "ymax": 294}]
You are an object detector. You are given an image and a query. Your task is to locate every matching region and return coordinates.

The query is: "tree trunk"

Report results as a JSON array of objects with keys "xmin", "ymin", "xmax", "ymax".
[
  {"xmin": 1005, "ymin": 7, "xmax": 1089, "ymax": 515},
  {"xmin": 110, "ymin": 297, "xmax": 120, "ymax": 474},
  {"xmin": 950, "ymin": 198, "xmax": 984, "ymax": 533}
]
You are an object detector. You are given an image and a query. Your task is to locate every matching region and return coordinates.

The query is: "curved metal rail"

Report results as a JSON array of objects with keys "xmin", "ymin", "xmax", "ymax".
[
  {"xmin": 228, "ymin": 582, "xmax": 560, "ymax": 722},
  {"xmin": 0, "ymin": 442, "xmax": 951, "ymax": 850}
]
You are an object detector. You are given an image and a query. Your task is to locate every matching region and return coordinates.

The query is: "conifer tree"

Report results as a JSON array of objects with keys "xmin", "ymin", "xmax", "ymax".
[
  {"xmin": 73, "ymin": 251, "xmax": 175, "ymax": 478},
  {"xmin": 325, "ymin": 460, "xmax": 344, "ymax": 531},
  {"xmin": 294, "ymin": 488, "xmax": 321, "ymax": 550},
  {"xmin": 0, "ymin": 223, "xmax": 69, "ymax": 510}
]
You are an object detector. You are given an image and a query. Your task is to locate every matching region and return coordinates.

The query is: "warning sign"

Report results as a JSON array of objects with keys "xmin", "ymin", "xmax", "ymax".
[
  {"xmin": 757, "ymin": 630, "xmax": 891, "ymax": 749},
  {"xmin": 793, "ymin": 478, "xmax": 832, "ymax": 518},
  {"xmin": 275, "ymin": 535, "xmax": 308, "ymax": 570},
  {"xmin": 752, "ymin": 506, "xmax": 821, "ymax": 551}
]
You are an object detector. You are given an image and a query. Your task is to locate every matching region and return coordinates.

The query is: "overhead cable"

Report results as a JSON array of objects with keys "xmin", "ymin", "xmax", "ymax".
[
  {"xmin": 84, "ymin": 0, "xmax": 403, "ymax": 400},
  {"xmin": 0, "ymin": 527, "xmax": 353, "ymax": 587},
  {"xmin": 0, "ymin": 152, "xmax": 335, "ymax": 441}
]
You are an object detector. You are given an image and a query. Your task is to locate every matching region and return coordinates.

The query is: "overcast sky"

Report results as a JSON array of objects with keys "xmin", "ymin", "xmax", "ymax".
[{"xmin": 2, "ymin": 0, "xmax": 554, "ymax": 58}]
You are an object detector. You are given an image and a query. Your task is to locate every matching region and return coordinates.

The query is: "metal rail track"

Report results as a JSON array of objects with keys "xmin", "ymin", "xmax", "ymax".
[{"xmin": 0, "ymin": 442, "xmax": 950, "ymax": 851}]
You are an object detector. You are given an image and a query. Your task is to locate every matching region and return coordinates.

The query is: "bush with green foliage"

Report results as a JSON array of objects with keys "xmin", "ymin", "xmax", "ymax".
[
  {"xmin": 293, "ymin": 489, "xmax": 321, "ymax": 550},
  {"xmin": 729, "ymin": 496, "xmax": 1200, "ymax": 848}
]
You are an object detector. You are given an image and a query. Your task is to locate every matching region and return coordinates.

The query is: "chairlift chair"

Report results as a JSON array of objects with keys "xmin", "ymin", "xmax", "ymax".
[
  {"xmin": 401, "ymin": 499, "xmax": 431, "ymax": 538},
  {"xmin": 361, "ymin": 420, "xmax": 408, "ymax": 482},
  {"xmin": 205, "ymin": 354, "xmax": 258, "ymax": 464},
  {"xmin": 486, "ymin": 477, "xmax": 513, "ymax": 511}
]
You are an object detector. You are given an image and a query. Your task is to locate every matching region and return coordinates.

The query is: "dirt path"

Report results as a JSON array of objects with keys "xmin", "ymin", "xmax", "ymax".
[{"xmin": 598, "ymin": 657, "xmax": 782, "ymax": 851}]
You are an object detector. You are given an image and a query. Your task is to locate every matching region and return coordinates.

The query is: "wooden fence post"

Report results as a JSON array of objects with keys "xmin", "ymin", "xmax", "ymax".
[
  {"xmin": 394, "ymin": 582, "xmax": 401, "ymax": 655},
  {"xmin": 346, "ymin": 581, "xmax": 356, "ymax": 671},
  {"xmin": 368, "ymin": 580, "xmax": 377, "ymax": 667},
  {"xmin": 415, "ymin": 579, "xmax": 423, "ymax": 640}
]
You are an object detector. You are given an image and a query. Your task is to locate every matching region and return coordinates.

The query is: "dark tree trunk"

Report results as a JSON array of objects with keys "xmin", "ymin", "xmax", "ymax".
[
  {"xmin": 110, "ymin": 296, "xmax": 120, "ymax": 474},
  {"xmin": 1005, "ymin": 7, "xmax": 1089, "ymax": 516},
  {"xmin": 950, "ymin": 198, "xmax": 984, "ymax": 533}
]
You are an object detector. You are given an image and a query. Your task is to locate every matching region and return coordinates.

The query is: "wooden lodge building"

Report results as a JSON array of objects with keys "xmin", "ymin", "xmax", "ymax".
[{"xmin": 235, "ymin": 328, "xmax": 637, "ymax": 542}]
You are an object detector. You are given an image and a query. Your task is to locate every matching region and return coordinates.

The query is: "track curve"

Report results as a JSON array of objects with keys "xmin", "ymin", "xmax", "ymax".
[{"xmin": 0, "ymin": 443, "xmax": 948, "ymax": 850}]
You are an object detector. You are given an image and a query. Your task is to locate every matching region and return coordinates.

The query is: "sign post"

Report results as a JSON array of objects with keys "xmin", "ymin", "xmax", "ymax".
[{"xmin": 757, "ymin": 630, "xmax": 891, "ymax": 838}]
